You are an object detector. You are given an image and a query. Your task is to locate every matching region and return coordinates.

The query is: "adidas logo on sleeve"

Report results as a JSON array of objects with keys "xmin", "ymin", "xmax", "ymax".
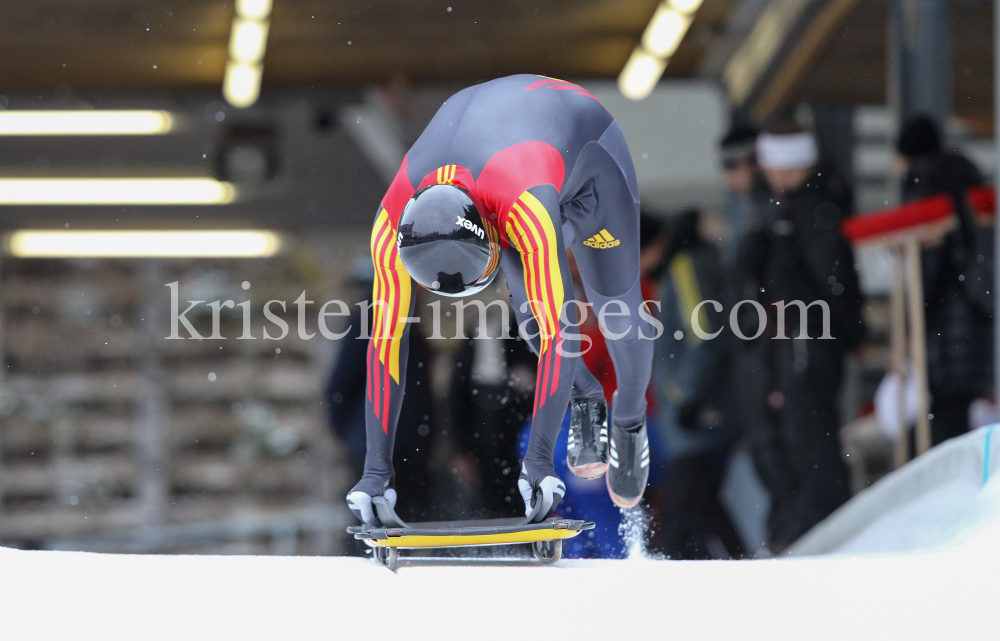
[{"xmin": 583, "ymin": 229, "xmax": 620, "ymax": 249}]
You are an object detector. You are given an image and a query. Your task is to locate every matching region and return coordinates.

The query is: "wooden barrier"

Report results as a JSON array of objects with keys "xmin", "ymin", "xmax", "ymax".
[{"xmin": 841, "ymin": 187, "xmax": 996, "ymax": 461}]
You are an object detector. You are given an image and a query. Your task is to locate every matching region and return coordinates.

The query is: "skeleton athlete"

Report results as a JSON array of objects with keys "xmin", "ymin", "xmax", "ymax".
[{"xmin": 347, "ymin": 74, "xmax": 655, "ymax": 525}]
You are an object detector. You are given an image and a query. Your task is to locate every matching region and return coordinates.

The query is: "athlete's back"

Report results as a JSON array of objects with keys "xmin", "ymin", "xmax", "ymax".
[{"xmin": 402, "ymin": 74, "xmax": 614, "ymax": 199}]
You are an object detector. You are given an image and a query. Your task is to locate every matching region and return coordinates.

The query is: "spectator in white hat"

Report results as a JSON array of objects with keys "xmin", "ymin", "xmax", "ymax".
[
  {"xmin": 731, "ymin": 122, "xmax": 864, "ymax": 552},
  {"xmin": 756, "ymin": 126, "xmax": 819, "ymax": 194}
]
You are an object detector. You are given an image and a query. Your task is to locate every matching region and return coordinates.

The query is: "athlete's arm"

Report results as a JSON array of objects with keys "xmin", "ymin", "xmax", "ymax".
[
  {"xmin": 348, "ymin": 202, "xmax": 416, "ymax": 514},
  {"xmin": 504, "ymin": 185, "xmax": 581, "ymax": 464}
]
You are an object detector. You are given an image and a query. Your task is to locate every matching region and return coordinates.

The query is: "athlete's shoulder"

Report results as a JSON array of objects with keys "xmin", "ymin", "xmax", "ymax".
[{"xmin": 380, "ymin": 156, "xmax": 416, "ymax": 227}]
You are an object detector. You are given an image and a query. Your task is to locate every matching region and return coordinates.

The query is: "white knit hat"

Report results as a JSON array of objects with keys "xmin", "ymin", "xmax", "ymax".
[{"xmin": 756, "ymin": 131, "xmax": 818, "ymax": 170}]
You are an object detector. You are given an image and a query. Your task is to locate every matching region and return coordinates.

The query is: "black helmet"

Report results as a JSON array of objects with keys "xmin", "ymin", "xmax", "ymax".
[{"xmin": 397, "ymin": 184, "xmax": 500, "ymax": 297}]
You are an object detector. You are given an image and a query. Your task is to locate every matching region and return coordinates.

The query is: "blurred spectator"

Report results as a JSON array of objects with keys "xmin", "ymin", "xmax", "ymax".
[
  {"xmin": 448, "ymin": 306, "xmax": 537, "ymax": 518},
  {"xmin": 326, "ymin": 256, "xmax": 435, "ymax": 524},
  {"xmin": 653, "ymin": 209, "xmax": 744, "ymax": 559},
  {"xmin": 733, "ymin": 124, "xmax": 863, "ymax": 551},
  {"xmin": 896, "ymin": 116, "xmax": 994, "ymax": 446},
  {"xmin": 719, "ymin": 122, "xmax": 761, "ymax": 267}
]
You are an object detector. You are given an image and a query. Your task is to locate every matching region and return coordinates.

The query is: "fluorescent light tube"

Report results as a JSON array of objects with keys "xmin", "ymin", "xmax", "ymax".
[
  {"xmin": 642, "ymin": 6, "xmax": 692, "ymax": 58},
  {"xmin": 618, "ymin": 48, "xmax": 668, "ymax": 101},
  {"xmin": 229, "ymin": 18, "xmax": 269, "ymax": 63},
  {"xmin": 236, "ymin": 0, "xmax": 273, "ymax": 20},
  {"xmin": 0, "ymin": 111, "xmax": 174, "ymax": 136},
  {"xmin": 8, "ymin": 230, "xmax": 281, "ymax": 258},
  {"xmin": 670, "ymin": 0, "xmax": 705, "ymax": 14},
  {"xmin": 224, "ymin": 62, "xmax": 263, "ymax": 109},
  {"xmin": 0, "ymin": 178, "xmax": 235, "ymax": 205}
]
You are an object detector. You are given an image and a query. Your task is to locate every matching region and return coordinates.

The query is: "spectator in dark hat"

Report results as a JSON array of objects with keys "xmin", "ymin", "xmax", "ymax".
[
  {"xmin": 896, "ymin": 115, "xmax": 941, "ymax": 159},
  {"xmin": 718, "ymin": 123, "xmax": 762, "ymax": 267},
  {"xmin": 895, "ymin": 115, "xmax": 993, "ymax": 447}
]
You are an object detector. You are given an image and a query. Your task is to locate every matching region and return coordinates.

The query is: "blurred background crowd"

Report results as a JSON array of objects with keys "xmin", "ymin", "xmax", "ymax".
[{"xmin": 0, "ymin": 0, "xmax": 995, "ymax": 560}]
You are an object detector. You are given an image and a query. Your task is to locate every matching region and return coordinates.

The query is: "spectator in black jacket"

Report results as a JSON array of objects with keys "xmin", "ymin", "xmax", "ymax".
[
  {"xmin": 896, "ymin": 116, "xmax": 994, "ymax": 445},
  {"xmin": 733, "ymin": 124, "xmax": 863, "ymax": 551}
]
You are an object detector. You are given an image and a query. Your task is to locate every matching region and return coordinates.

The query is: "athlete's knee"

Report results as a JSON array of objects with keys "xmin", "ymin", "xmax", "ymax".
[{"xmin": 594, "ymin": 298, "xmax": 651, "ymax": 340}]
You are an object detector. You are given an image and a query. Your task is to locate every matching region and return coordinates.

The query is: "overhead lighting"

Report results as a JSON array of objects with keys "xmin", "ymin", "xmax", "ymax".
[
  {"xmin": 0, "ymin": 111, "xmax": 174, "ymax": 136},
  {"xmin": 642, "ymin": 6, "xmax": 692, "ymax": 58},
  {"xmin": 223, "ymin": 63, "xmax": 263, "ymax": 109},
  {"xmin": 619, "ymin": 0, "xmax": 703, "ymax": 100},
  {"xmin": 0, "ymin": 178, "xmax": 235, "ymax": 205},
  {"xmin": 236, "ymin": 0, "xmax": 273, "ymax": 20},
  {"xmin": 229, "ymin": 19, "xmax": 269, "ymax": 63},
  {"xmin": 223, "ymin": 0, "xmax": 272, "ymax": 108},
  {"xmin": 618, "ymin": 48, "xmax": 668, "ymax": 101},
  {"xmin": 669, "ymin": 0, "xmax": 705, "ymax": 14},
  {"xmin": 7, "ymin": 230, "xmax": 282, "ymax": 258}
]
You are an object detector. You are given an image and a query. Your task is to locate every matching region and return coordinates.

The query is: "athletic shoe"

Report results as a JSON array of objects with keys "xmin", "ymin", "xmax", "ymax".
[
  {"xmin": 567, "ymin": 396, "xmax": 609, "ymax": 479},
  {"xmin": 606, "ymin": 416, "xmax": 650, "ymax": 508}
]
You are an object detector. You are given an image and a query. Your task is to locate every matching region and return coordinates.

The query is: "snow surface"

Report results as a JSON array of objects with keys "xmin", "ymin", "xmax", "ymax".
[{"xmin": 4, "ymin": 475, "xmax": 1000, "ymax": 640}]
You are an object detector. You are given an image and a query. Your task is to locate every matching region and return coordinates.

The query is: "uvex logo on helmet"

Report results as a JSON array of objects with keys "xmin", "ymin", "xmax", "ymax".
[{"xmin": 456, "ymin": 216, "xmax": 485, "ymax": 240}]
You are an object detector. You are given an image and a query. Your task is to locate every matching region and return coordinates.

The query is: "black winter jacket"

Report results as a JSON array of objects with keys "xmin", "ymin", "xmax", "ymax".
[{"xmin": 734, "ymin": 165, "xmax": 864, "ymax": 350}]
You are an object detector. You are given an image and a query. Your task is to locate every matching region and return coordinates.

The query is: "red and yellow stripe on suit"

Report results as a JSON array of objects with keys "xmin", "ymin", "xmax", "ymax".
[
  {"xmin": 368, "ymin": 207, "xmax": 412, "ymax": 433},
  {"xmin": 505, "ymin": 191, "xmax": 565, "ymax": 415},
  {"xmin": 435, "ymin": 164, "xmax": 459, "ymax": 185}
]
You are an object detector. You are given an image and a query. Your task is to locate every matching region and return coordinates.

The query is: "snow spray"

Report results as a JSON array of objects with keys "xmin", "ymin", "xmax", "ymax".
[{"xmin": 618, "ymin": 506, "xmax": 651, "ymax": 559}]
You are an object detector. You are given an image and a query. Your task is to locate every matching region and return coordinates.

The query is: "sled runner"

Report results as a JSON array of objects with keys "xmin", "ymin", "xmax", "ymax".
[{"xmin": 348, "ymin": 497, "xmax": 594, "ymax": 570}]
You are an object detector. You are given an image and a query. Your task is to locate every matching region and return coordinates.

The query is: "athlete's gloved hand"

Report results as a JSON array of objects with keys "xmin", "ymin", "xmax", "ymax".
[
  {"xmin": 346, "ymin": 477, "xmax": 397, "ymax": 527},
  {"xmin": 518, "ymin": 461, "xmax": 566, "ymax": 523}
]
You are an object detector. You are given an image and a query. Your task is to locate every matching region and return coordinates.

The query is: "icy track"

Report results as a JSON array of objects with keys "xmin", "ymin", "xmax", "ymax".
[{"xmin": 4, "ymin": 431, "xmax": 1000, "ymax": 640}]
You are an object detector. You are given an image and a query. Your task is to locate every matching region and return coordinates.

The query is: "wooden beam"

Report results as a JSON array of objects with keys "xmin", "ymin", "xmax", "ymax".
[
  {"xmin": 751, "ymin": 0, "xmax": 863, "ymax": 120},
  {"xmin": 890, "ymin": 247, "xmax": 909, "ymax": 468},
  {"xmin": 904, "ymin": 238, "xmax": 932, "ymax": 455},
  {"xmin": 723, "ymin": 0, "xmax": 812, "ymax": 107}
]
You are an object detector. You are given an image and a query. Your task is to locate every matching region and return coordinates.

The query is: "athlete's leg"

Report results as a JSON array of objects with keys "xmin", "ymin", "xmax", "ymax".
[
  {"xmin": 562, "ymin": 122, "xmax": 653, "ymax": 506},
  {"xmin": 571, "ymin": 353, "xmax": 604, "ymax": 399},
  {"xmin": 564, "ymin": 123, "xmax": 653, "ymax": 428}
]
